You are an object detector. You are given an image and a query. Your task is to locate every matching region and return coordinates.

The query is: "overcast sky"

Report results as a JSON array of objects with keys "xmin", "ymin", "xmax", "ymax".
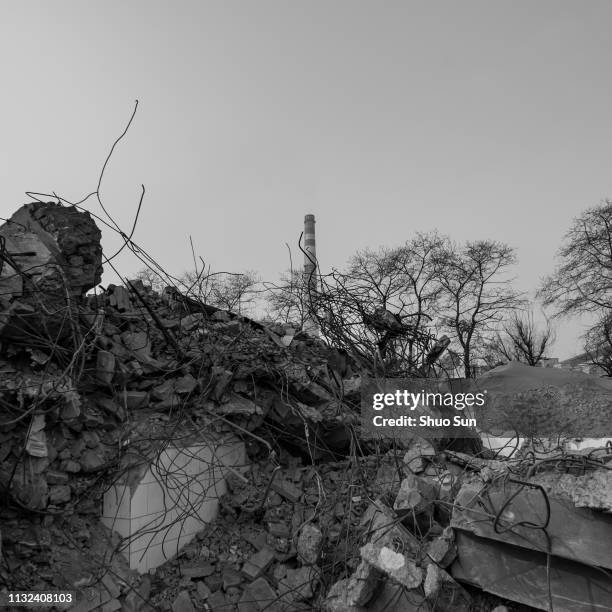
[{"xmin": 2, "ymin": 1, "xmax": 612, "ymax": 358}]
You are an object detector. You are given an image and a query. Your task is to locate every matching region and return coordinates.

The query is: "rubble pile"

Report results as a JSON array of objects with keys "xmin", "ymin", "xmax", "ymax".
[
  {"xmin": 1, "ymin": 202, "xmax": 611, "ymax": 612},
  {"xmin": 0, "ymin": 203, "xmax": 366, "ymax": 609}
]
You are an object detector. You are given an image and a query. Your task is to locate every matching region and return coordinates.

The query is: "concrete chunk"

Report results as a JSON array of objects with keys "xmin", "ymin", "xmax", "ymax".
[
  {"xmin": 238, "ymin": 577, "xmax": 282, "ymax": 612},
  {"xmin": 452, "ymin": 530, "xmax": 612, "ymax": 612},
  {"xmin": 393, "ymin": 473, "xmax": 437, "ymax": 515},
  {"xmin": 360, "ymin": 541, "xmax": 422, "ymax": 590},
  {"xmin": 242, "ymin": 545, "xmax": 276, "ymax": 580},
  {"xmin": 296, "ymin": 523, "xmax": 323, "ymax": 565},
  {"xmin": 270, "ymin": 478, "xmax": 302, "ymax": 503},
  {"xmin": 171, "ymin": 590, "xmax": 195, "ymax": 612},
  {"xmin": 426, "ymin": 526, "xmax": 456, "ymax": 568},
  {"xmin": 423, "ymin": 564, "xmax": 471, "ymax": 612},
  {"xmin": 403, "ymin": 437, "xmax": 436, "ymax": 473},
  {"xmin": 452, "ymin": 477, "xmax": 612, "ymax": 570}
]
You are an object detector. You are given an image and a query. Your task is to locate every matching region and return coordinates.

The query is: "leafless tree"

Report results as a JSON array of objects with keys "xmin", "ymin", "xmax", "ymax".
[
  {"xmin": 209, "ymin": 270, "xmax": 260, "ymax": 314},
  {"xmin": 134, "ymin": 265, "xmax": 260, "ymax": 314},
  {"xmin": 584, "ymin": 314, "xmax": 612, "ymax": 376},
  {"xmin": 435, "ymin": 240, "xmax": 525, "ymax": 378},
  {"xmin": 264, "ymin": 269, "xmax": 310, "ymax": 326},
  {"xmin": 539, "ymin": 200, "xmax": 612, "ymax": 317},
  {"xmin": 485, "ymin": 310, "xmax": 555, "ymax": 367},
  {"xmin": 307, "ymin": 233, "xmax": 447, "ymax": 375},
  {"xmin": 266, "ymin": 234, "xmax": 524, "ymax": 378},
  {"xmin": 179, "ymin": 268, "xmax": 259, "ymax": 315}
]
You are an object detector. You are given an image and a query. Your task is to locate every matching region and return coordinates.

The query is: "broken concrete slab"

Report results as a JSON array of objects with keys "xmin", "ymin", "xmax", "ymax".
[
  {"xmin": 452, "ymin": 477, "xmax": 612, "ymax": 569},
  {"xmin": 452, "ymin": 530, "xmax": 612, "ymax": 612},
  {"xmin": 531, "ymin": 467, "xmax": 612, "ymax": 513}
]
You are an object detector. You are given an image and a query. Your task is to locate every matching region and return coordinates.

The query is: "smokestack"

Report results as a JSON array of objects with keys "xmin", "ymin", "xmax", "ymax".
[
  {"xmin": 304, "ymin": 214, "xmax": 316, "ymax": 282},
  {"xmin": 303, "ymin": 214, "xmax": 318, "ymax": 336}
]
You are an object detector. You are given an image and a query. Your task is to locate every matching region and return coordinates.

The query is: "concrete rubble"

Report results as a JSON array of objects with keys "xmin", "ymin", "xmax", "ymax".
[{"xmin": 1, "ymin": 202, "xmax": 611, "ymax": 612}]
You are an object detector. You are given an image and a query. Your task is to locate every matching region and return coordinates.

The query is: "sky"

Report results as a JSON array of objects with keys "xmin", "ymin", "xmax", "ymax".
[{"xmin": 2, "ymin": 1, "xmax": 612, "ymax": 359}]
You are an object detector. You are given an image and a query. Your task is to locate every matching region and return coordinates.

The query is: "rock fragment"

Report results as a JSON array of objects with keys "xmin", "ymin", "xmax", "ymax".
[{"xmin": 296, "ymin": 523, "xmax": 323, "ymax": 565}]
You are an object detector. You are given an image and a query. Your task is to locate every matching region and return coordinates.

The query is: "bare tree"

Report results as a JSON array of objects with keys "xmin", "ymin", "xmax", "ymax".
[
  {"xmin": 309, "ymin": 233, "xmax": 447, "ymax": 375},
  {"xmin": 435, "ymin": 240, "xmax": 525, "ymax": 378},
  {"xmin": 346, "ymin": 233, "xmax": 446, "ymax": 370},
  {"xmin": 266, "ymin": 233, "xmax": 524, "ymax": 379},
  {"xmin": 486, "ymin": 310, "xmax": 555, "ymax": 367},
  {"xmin": 539, "ymin": 200, "xmax": 612, "ymax": 317},
  {"xmin": 584, "ymin": 314, "xmax": 612, "ymax": 376},
  {"xmin": 209, "ymin": 270, "xmax": 260, "ymax": 314},
  {"xmin": 179, "ymin": 269, "xmax": 259, "ymax": 315},
  {"xmin": 264, "ymin": 269, "xmax": 310, "ymax": 326},
  {"xmin": 133, "ymin": 265, "xmax": 260, "ymax": 314}
]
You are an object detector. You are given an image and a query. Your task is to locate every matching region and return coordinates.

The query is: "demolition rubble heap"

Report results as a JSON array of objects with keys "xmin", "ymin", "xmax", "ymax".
[{"xmin": 1, "ymin": 202, "xmax": 612, "ymax": 612}]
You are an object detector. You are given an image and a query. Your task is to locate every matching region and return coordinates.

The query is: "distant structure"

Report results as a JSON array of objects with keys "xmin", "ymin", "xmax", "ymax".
[
  {"xmin": 303, "ymin": 214, "xmax": 319, "ymax": 337},
  {"xmin": 538, "ymin": 357, "xmax": 560, "ymax": 368}
]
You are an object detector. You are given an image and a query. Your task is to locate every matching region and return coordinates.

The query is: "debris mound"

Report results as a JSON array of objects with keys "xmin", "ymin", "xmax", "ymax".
[{"xmin": 1, "ymin": 202, "xmax": 611, "ymax": 612}]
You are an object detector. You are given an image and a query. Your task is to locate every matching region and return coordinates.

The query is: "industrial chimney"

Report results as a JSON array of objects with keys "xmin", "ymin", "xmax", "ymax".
[{"xmin": 303, "ymin": 214, "xmax": 318, "ymax": 336}]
